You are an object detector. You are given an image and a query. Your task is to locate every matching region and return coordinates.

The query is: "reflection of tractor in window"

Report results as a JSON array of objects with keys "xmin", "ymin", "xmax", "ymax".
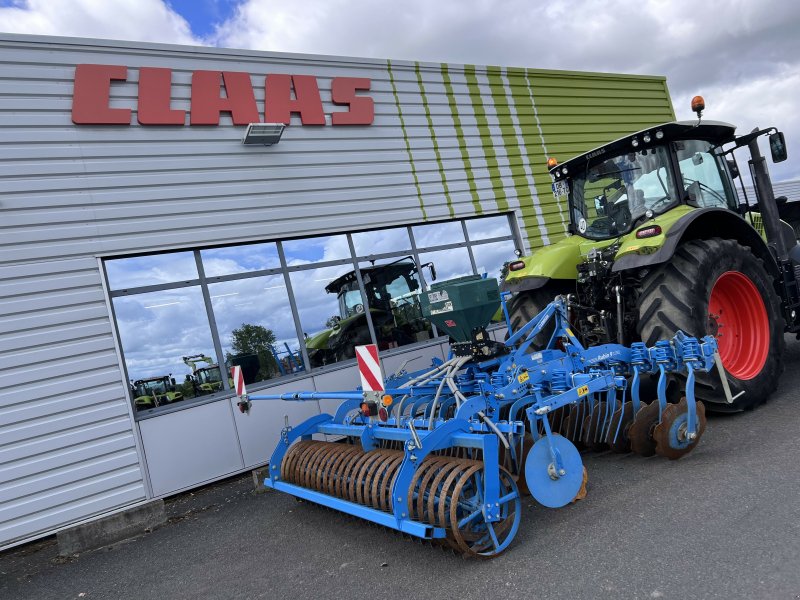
[
  {"xmin": 182, "ymin": 354, "xmax": 224, "ymax": 395},
  {"xmin": 305, "ymin": 257, "xmax": 436, "ymax": 367},
  {"xmin": 131, "ymin": 375, "xmax": 183, "ymax": 411}
]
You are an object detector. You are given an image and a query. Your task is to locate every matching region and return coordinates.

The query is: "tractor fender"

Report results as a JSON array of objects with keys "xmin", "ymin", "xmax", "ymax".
[
  {"xmin": 612, "ymin": 208, "xmax": 779, "ymax": 276},
  {"xmin": 500, "ymin": 274, "xmax": 552, "ymax": 293}
]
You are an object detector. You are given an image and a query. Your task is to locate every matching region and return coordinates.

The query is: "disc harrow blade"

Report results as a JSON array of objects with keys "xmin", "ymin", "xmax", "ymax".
[{"xmin": 653, "ymin": 397, "xmax": 707, "ymax": 459}]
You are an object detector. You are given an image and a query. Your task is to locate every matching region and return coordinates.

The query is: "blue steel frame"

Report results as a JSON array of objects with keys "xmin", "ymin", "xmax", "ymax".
[{"xmin": 247, "ymin": 296, "xmax": 719, "ymax": 544}]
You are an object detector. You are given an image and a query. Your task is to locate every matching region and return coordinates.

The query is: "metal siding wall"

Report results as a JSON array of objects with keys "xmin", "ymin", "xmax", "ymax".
[
  {"xmin": 0, "ymin": 33, "xmax": 674, "ymax": 547},
  {"xmin": 0, "ymin": 258, "xmax": 147, "ymax": 547}
]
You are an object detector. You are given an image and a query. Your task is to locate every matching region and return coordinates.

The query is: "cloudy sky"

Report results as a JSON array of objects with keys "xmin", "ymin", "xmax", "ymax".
[{"xmin": 2, "ymin": 0, "xmax": 800, "ymax": 180}]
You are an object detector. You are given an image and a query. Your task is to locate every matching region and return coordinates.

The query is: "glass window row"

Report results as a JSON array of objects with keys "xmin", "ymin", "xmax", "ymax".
[{"xmin": 105, "ymin": 215, "xmax": 518, "ymax": 417}]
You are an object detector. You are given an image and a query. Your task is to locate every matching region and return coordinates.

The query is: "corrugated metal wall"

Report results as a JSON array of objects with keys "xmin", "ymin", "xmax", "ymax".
[{"xmin": 0, "ymin": 33, "xmax": 674, "ymax": 548}]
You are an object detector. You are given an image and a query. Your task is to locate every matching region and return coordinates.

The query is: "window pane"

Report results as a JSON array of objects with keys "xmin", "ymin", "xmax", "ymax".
[
  {"xmin": 418, "ymin": 247, "xmax": 474, "ymax": 283},
  {"xmin": 291, "ymin": 264, "xmax": 369, "ymax": 367},
  {"xmin": 201, "ymin": 242, "xmax": 280, "ymax": 277},
  {"xmin": 472, "ymin": 240, "xmax": 518, "ymax": 282},
  {"xmin": 282, "ymin": 234, "xmax": 350, "ymax": 266},
  {"xmin": 112, "ymin": 287, "xmax": 219, "ymax": 413},
  {"xmin": 675, "ymin": 140, "xmax": 735, "ymax": 210},
  {"xmin": 412, "ymin": 221, "xmax": 465, "ymax": 249},
  {"xmin": 105, "ymin": 251, "xmax": 198, "ymax": 290},
  {"xmin": 352, "ymin": 227, "xmax": 411, "ymax": 257},
  {"xmin": 209, "ymin": 275, "xmax": 303, "ymax": 383},
  {"xmin": 359, "ymin": 258, "xmax": 433, "ymax": 350},
  {"xmin": 466, "ymin": 215, "xmax": 512, "ymax": 241}
]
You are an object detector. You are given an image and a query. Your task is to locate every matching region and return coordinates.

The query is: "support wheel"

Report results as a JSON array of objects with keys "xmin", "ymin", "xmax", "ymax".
[{"xmin": 637, "ymin": 238, "xmax": 784, "ymax": 411}]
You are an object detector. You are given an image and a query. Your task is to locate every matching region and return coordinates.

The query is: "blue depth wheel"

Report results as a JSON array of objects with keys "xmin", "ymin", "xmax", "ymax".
[{"xmin": 525, "ymin": 435, "xmax": 584, "ymax": 508}]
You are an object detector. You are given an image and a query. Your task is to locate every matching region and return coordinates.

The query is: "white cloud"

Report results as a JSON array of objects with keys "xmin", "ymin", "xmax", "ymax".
[
  {"xmin": 2, "ymin": 0, "xmax": 799, "ymax": 182},
  {"xmin": 0, "ymin": 0, "xmax": 200, "ymax": 45}
]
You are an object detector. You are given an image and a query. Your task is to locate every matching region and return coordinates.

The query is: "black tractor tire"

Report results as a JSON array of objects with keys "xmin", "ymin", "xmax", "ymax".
[
  {"xmin": 637, "ymin": 238, "xmax": 784, "ymax": 411},
  {"xmin": 507, "ymin": 281, "xmax": 573, "ymax": 348}
]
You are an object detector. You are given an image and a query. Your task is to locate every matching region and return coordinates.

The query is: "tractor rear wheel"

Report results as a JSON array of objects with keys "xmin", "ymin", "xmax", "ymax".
[
  {"xmin": 507, "ymin": 282, "xmax": 573, "ymax": 348},
  {"xmin": 637, "ymin": 238, "xmax": 784, "ymax": 411}
]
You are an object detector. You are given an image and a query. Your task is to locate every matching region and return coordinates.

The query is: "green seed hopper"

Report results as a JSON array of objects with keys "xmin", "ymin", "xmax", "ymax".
[{"xmin": 420, "ymin": 275, "xmax": 501, "ymax": 342}]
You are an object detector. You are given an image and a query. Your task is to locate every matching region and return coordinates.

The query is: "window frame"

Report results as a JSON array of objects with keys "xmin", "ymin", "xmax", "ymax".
[{"xmin": 103, "ymin": 213, "xmax": 520, "ymax": 420}]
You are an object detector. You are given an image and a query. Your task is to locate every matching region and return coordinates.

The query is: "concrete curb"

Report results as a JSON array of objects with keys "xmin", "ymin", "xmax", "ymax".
[{"xmin": 57, "ymin": 499, "xmax": 166, "ymax": 556}]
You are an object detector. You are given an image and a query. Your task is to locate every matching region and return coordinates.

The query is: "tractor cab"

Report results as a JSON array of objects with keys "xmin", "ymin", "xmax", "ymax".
[
  {"xmin": 552, "ymin": 121, "xmax": 740, "ymax": 241},
  {"xmin": 131, "ymin": 375, "xmax": 183, "ymax": 411},
  {"xmin": 306, "ymin": 257, "xmax": 436, "ymax": 366}
]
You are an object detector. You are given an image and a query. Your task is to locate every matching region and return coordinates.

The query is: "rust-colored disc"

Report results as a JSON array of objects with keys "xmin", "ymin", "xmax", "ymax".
[
  {"xmin": 515, "ymin": 433, "xmax": 535, "ymax": 496},
  {"xmin": 653, "ymin": 397, "xmax": 707, "ymax": 460},
  {"xmin": 582, "ymin": 401, "xmax": 609, "ymax": 452},
  {"xmin": 608, "ymin": 401, "xmax": 635, "ymax": 453},
  {"xmin": 628, "ymin": 401, "xmax": 661, "ymax": 457},
  {"xmin": 571, "ymin": 466, "xmax": 589, "ymax": 503},
  {"xmin": 560, "ymin": 405, "xmax": 585, "ymax": 448}
]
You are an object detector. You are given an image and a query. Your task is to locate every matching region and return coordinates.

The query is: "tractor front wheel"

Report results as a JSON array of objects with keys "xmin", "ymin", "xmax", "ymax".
[{"xmin": 637, "ymin": 238, "xmax": 784, "ymax": 411}]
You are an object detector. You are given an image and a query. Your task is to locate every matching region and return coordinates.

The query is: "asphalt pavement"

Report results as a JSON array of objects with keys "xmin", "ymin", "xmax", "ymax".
[{"xmin": 3, "ymin": 337, "xmax": 800, "ymax": 600}]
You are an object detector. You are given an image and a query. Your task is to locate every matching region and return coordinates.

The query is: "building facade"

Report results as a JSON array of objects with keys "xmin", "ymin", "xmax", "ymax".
[{"xmin": 0, "ymin": 33, "xmax": 675, "ymax": 549}]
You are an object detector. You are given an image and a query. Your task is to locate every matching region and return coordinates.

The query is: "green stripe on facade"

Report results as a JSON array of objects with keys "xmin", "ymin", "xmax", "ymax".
[
  {"xmin": 485, "ymin": 66, "xmax": 545, "ymax": 241},
  {"xmin": 387, "ymin": 59, "xmax": 427, "ymax": 220},
  {"xmin": 504, "ymin": 67, "xmax": 568, "ymax": 242},
  {"xmin": 523, "ymin": 69, "xmax": 676, "ymax": 246},
  {"xmin": 463, "ymin": 65, "xmax": 509, "ymax": 212},
  {"xmin": 415, "ymin": 62, "xmax": 454, "ymax": 218},
  {"xmin": 440, "ymin": 63, "xmax": 482, "ymax": 215}
]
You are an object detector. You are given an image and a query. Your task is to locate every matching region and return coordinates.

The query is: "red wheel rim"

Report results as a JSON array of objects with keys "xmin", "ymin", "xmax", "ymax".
[{"xmin": 708, "ymin": 271, "xmax": 769, "ymax": 380}]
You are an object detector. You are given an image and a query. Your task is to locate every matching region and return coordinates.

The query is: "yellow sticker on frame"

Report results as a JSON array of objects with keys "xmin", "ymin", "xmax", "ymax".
[
  {"xmin": 517, "ymin": 371, "xmax": 530, "ymax": 384},
  {"xmin": 577, "ymin": 385, "xmax": 589, "ymax": 397}
]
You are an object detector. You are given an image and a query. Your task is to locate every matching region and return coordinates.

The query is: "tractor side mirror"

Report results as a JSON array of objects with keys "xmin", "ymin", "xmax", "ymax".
[
  {"xmin": 769, "ymin": 131, "xmax": 787, "ymax": 163},
  {"xmin": 727, "ymin": 159, "xmax": 739, "ymax": 179},
  {"xmin": 422, "ymin": 262, "xmax": 437, "ymax": 282},
  {"xmin": 171, "ymin": 378, "xmax": 176, "ymax": 386}
]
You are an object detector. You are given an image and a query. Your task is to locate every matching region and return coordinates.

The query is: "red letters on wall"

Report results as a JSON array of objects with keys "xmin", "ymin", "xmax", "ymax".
[
  {"xmin": 71, "ymin": 64, "xmax": 374, "ymax": 127},
  {"xmin": 138, "ymin": 67, "xmax": 185, "ymax": 125},
  {"xmin": 72, "ymin": 64, "xmax": 132, "ymax": 124}
]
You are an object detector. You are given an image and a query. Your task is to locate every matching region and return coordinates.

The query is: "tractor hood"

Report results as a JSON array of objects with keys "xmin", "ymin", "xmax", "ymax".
[
  {"xmin": 305, "ymin": 310, "xmax": 377, "ymax": 350},
  {"xmin": 502, "ymin": 236, "xmax": 615, "ymax": 291},
  {"xmin": 502, "ymin": 206, "xmax": 697, "ymax": 291}
]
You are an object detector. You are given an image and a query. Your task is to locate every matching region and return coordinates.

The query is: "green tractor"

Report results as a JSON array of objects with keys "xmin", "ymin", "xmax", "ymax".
[
  {"xmin": 502, "ymin": 96, "xmax": 798, "ymax": 411},
  {"xmin": 131, "ymin": 375, "xmax": 183, "ymax": 411},
  {"xmin": 305, "ymin": 257, "xmax": 436, "ymax": 367},
  {"xmin": 183, "ymin": 354, "xmax": 224, "ymax": 395}
]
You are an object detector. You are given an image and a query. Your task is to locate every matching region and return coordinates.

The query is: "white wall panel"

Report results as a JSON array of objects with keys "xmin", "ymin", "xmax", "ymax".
[
  {"xmin": 230, "ymin": 377, "xmax": 321, "ymax": 469},
  {"xmin": 139, "ymin": 401, "xmax": 244, "ymax": 497}
]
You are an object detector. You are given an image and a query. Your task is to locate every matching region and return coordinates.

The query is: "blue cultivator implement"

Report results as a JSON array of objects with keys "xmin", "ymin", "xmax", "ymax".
[{"xmin": 237, "ymin": 278, "xmax": 719, "ymax": 557}]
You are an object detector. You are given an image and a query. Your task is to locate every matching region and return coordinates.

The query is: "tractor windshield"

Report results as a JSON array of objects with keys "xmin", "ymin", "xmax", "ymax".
[
  {"xmin": 136, "ymin": 379, "xmax": 167, "ymax": 396},
  {"xmin": 569, "ymin": 145, "xmax": 678, "ymax": 239},
  {"xmin": 197, "ymin": 367, "xmax": 221, "ymax": 384}
]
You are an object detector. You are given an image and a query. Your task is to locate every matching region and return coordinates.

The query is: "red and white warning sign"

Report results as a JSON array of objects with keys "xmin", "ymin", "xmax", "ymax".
[
  {"xmin": 231, "ymin": 365, "xmax": 247, "ymax": 397},
  {"xmin": 355, "ymin": 344, "xmax": 384, "ymax": 392}
]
